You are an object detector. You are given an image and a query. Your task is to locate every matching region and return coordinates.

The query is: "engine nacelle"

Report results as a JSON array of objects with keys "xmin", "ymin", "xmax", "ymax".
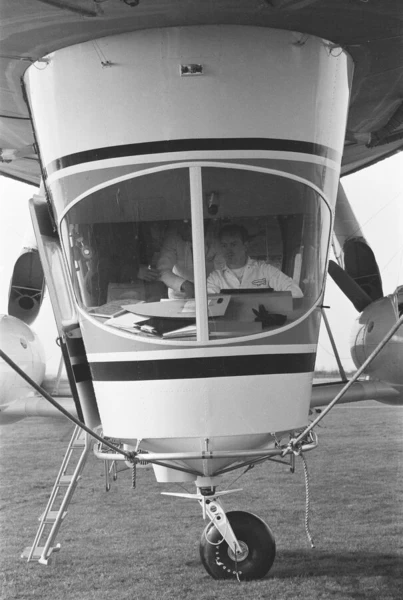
[
  {"xmin": 8, "ymin": 246, "xmax": 44, "ymax": 325},
  {"xmin": 350, "ymin": 293, "xmax": 403, "ymax": 404},
  {"xmin": 0, "ymin": 315, "xmax": 46, "ymax": 423}
]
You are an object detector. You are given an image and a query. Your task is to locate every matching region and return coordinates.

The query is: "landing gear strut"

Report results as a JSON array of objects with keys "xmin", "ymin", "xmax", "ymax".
[
  {"xmin": 200, "ymin": 510, "xmax": 276, "ymax": 580},
  {"xmin": 162, "ymin": 477, "xmax": 276, "ymax": 581}
]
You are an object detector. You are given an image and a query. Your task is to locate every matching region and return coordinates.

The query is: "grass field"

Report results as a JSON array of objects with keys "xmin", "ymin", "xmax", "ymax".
[{"xmin": 1, "ymin": 402, "xmax": 402, "ymax": 600}]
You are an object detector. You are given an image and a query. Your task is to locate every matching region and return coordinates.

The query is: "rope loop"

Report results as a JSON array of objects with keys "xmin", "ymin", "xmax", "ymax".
[
  {"xmin": 126, "ymin": 451, "xmax": 138, "ymax": 463},
  {"xmin": 293, "ymin": 442, "xmax": 302, "ymax": 457},
  {"xmin": 124, "ymin": 451, "xmax": 138, "ymax": 489},
  {"xmin": 282, "ymin": 438, "xmax": 302, "ymax": 458}
]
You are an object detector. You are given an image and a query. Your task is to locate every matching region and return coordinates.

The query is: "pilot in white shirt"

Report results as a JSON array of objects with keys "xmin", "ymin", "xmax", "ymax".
[
  {"xmin": 207, "ymin": 224, "xmax": 303, "ymax": 298},
  {"xmin": 158, "ymin": 220, "xmax": 224, "ymax": 299}
]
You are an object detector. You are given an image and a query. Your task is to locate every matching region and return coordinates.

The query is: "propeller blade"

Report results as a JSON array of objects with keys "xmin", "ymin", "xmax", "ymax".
[
  {"xmin": 343, "ymin": 238, "xmax": 384, "ymax": 302},
  {"xmin": 328, "ymin": 260, "xmax": 373, "ymax": 312},
  {"xmin": 334, "ymin": 184, "xmax": 383, "ymax": 304}
]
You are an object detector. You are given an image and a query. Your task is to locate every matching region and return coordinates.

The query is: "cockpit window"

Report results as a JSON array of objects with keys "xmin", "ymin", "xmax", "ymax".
[{"xmin": 60, "ymin": 164, "xmax": 331, "ymax": 341}]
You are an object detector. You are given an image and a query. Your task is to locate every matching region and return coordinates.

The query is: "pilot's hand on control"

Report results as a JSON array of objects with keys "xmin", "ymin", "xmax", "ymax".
[
  {"xmin": 180, "ymin": 280, "xmax": 195, "ymax": 298},
  {"xmin": 137, "ymin": 265, "xmax": 160, "ymax": 282},
  {"xmin": 252, "ymin": 304, "xmax": 287, "ymax": 328}
]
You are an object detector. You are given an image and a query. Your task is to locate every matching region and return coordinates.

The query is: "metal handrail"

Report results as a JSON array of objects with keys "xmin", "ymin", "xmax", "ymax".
[{"xmin": 93, "ymin": 437, "xmax": 318, "ymax": 464}]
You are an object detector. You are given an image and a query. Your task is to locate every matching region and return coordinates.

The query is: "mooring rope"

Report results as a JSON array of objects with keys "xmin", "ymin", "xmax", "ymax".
[{"xmin": 299, "ymin": 450, "xmax": 315, "ymax": 548}]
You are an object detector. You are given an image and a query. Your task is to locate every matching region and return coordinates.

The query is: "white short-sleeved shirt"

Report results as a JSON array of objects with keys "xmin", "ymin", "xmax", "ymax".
[{"xmin": 206, "ymin": 258, "xmax": 303, "ymax": 298}]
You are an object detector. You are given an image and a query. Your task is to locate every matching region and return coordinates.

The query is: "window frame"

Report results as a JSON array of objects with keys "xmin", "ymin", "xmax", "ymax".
[{"xmin": 59, "ymin": 161, "xmax": 333, "ymax": 344}]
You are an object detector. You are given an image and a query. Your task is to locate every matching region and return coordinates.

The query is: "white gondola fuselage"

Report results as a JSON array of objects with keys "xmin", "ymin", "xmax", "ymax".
[{"xmin": 24, "ymin": 26, "xmax": 352, "ymax": 479}]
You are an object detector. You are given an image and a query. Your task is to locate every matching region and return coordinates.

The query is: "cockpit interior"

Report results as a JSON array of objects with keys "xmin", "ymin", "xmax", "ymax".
[{"xmin": 60, "ymin": 163, "xmax": 331, "ymax": 341}]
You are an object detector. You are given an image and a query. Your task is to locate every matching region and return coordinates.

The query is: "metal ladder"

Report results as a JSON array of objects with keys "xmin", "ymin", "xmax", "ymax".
[{"xmin": 21, "ymin": 424, "xmax": 91, "ymax": 565}]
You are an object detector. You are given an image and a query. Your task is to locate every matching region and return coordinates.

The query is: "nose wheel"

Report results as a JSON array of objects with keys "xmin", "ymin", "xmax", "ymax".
[{"xmin": 199, "ymin": 510, "xmax": 276, "ymax": 580}]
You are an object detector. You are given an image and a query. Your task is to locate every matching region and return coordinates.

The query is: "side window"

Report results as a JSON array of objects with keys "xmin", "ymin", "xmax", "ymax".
[
  {"xmin": 201, "ymin": 167, "xmax": 330, "ymax": 340},
  {"xmin": 61, "ymin": 168, "xmax": 193, "ymax": 315}
]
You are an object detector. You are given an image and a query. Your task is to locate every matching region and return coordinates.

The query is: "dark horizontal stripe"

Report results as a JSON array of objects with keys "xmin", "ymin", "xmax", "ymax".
[
  {"xmin": 45, "ymin": 138, "xmax": 340, "ymax": 176},
  {"xmin": 72, "ymin": 363, "xmax": 92, "ymax": 383},
  {"xmin": 65, "ymin": 336, "xmax": 87, "ymax": 357},
  {"xmin": 90, "ymin": 353, "xmax": 316, "ymax": 382}
]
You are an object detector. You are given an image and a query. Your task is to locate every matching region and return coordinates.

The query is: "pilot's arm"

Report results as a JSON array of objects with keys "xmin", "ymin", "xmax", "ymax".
[
  {"xmin": 206, "ymin": 270, "xmax": 222, "ymax": 295},
  {"xmin": 157, "ymin": 235, "xmax": 184, "ymax": 293},
  {"xmin": 157, "ymin": 234, "xmax": 194, "ymax": 297},
  {"xmin": 264, "ymin": 264, "xmax": 303, "ymax": 298}
]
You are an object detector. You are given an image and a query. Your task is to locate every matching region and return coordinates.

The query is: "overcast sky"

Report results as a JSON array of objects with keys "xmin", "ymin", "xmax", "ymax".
[{"xmin": 1, "ymin": 153, "xmax": 402, "ymax": 374}]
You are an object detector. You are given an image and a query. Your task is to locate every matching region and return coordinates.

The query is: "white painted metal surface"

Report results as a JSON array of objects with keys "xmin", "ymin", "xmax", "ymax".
[
  {"xmin": 25, "ymin": 26, "xmax": 352, "ymax": 173},
  {"xmin": 94, "ymin": 371, "xmax": 312, "ymax": 440},
  {"xmin": 0, "ymin": 315, "xmax": 45, "ymax": 406}
]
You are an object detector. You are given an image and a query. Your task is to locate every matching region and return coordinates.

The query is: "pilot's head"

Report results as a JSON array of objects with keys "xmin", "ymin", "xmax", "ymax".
[
  {"xmin": 177, "ymin": 219, "xmax": 192, "ymax": 242},
  {"xmin": 219, "ymin": 224, "xmax": 249, "ymax": 269}
]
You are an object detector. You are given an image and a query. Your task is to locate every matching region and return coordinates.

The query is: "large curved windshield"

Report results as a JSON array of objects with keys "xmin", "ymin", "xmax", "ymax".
[{"xmin": 61, "ymin": 164, "xmax": 331, "ymax": 341}]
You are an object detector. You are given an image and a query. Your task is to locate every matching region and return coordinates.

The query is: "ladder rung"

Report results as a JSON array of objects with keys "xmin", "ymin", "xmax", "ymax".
[
  {"xmin": 58, "ymin": 475, "xmax": 80, "ymax": 486},
  {"xmin": 39, "ymin": 511, "xmax": 68, "ymax": 524},
  {"xmin": 71, "ymin": 438, "xmax": 86, "ymax": 448},
  {"xmin": 21, "ymin": 545, "xmax": 61, "ymax": 560},
  {"xmin": 22, "ymin": 425, "xmax": 90, "ymax": 566}
]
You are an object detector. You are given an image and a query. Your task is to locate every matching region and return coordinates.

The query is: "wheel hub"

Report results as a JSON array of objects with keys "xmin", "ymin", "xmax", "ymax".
[{"xmin": 227, "ymin": 540, "xmax": 249, "ymax": 562}]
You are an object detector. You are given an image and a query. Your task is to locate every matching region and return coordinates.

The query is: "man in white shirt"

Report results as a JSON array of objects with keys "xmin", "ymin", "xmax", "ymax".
[
  {"xmin": 158, "ymin": 220, "xmax": 224, "ymax": 299},
  {"xmin": 207, "ymin": 224, "xmax": 303, "ymax": 298}
]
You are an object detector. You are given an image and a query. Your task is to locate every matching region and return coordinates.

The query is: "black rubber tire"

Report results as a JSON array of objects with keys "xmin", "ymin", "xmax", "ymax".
[{"xmin": 199, "ymin": 510, "xmax": 276, "ymax": 580}]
